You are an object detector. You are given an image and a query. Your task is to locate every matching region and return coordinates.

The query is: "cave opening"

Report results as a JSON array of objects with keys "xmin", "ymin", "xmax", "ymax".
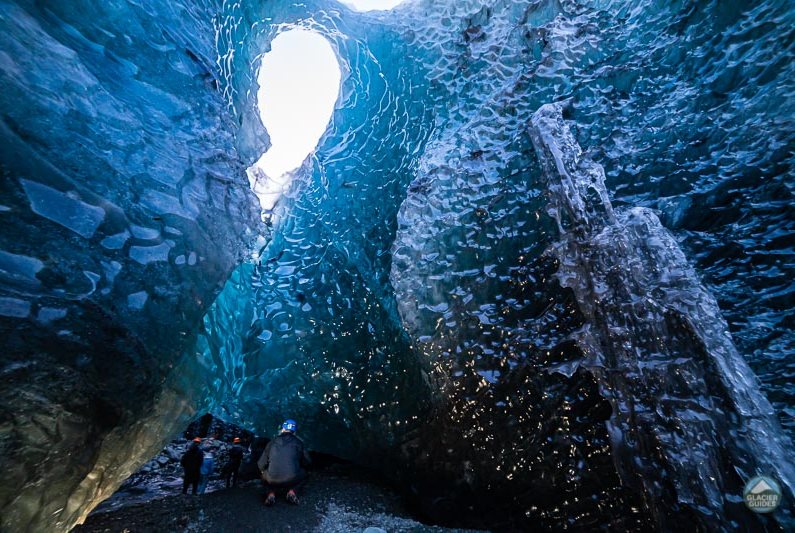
[
  {"xmin": 247, "ymin": 28, "xmax": 341, "ymax": 214},
  {"xmin": 340, "ymin": 0, "xmax": 408, "ymax": 11}
]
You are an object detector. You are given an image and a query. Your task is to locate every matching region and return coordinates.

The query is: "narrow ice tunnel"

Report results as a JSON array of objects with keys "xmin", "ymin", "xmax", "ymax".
[{"xmin": 1, "ymin": 0, "xmax": 794, "ymax": 531}]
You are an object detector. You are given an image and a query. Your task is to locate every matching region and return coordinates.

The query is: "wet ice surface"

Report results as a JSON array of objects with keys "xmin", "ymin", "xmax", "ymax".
[
  {"xmin": 1, "ymin": 0, "xmax": 794, "ymax": 531},
  {"xmin": 0, "ymin": 0, "xmax": 261, "ymax": 530},
  {"xmin": 529, "ymin": 102, "xmax": 794, "ymax": 528},
  {"xmin": 20, "ymin": 180, "xmax": 105, "ymax": 238}
]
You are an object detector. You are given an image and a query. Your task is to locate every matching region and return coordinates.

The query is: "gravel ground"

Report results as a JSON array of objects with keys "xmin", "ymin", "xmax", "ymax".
[{"xmin": 72, "ymin": 465, "xmax": 484, "ymax": 533}]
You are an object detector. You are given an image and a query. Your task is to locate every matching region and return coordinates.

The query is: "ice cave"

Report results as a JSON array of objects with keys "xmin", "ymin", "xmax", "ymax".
[{"xmin": 0, "ymin": 0, "xmax": 793, "ymax": 531}]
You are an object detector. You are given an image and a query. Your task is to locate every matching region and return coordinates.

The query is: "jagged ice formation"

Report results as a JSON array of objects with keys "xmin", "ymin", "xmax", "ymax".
[
  {"xmin": 0, "ymin": 0, "xmax": 793, "ymax": 531},
  {"xmin": 529, "ymin": 102, "xmax": 794, "ymax": 530}
]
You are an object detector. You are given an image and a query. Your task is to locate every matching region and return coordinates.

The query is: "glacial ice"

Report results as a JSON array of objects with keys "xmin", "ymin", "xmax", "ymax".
[
  {"xmin": 0, "ymin": 250, "xmax": 43, "ymax": 287},
  {"xmin": 0, "ymin": 296, "xmax": 31, "ymax": 318},
  {"xmin": 36, "ymin": 306, "xmax": 68, "ymax": 323},
  {"xmin": 129, "ymin": 242, "xmax": 173, "ymax": 265},
  {"xmin": 529, "ymin": 102, "xmax": 794, "ymax": 529},
  {"xmin": 1, "ymin": 0, "xmax": 793, "ymax": 531},
  {"xmin": 126, "ymin": 291, "xmax": 149, "ymax": 311},
  {"xmin": 100, "ymin": 231, "xmax": 130, "ymax": 250},
  {"xmin": 20, "ymin": 180, "xmax": 106, "ymax": 239},
  {"xmin": 0, "ymin": 0, "xmax": 260, "ymax": 529}
]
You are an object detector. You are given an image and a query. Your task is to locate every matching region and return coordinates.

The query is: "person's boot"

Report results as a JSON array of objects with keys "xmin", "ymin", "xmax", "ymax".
[
  {"xmin": 264, "ymin": 492, "xmax": 276, "ymax": 506},
  {"xmin": 286, "ymin": 489, "xmax": 299, "ymax": 505}
]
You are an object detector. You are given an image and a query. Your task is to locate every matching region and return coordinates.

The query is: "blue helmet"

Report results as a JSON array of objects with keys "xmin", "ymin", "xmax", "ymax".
[{"xmin": 282, "ymin": 419, "xmax": 297, "ymax": 432}]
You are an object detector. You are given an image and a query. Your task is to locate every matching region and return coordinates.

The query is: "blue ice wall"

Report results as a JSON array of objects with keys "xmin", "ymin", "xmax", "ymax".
[
  {"xmin": 0, "ymin": 0, "xmax": 260, "ymax": 529},
  {"xmin": 195, "ymin": 0, "xmax": 437, "ymax": 459}
]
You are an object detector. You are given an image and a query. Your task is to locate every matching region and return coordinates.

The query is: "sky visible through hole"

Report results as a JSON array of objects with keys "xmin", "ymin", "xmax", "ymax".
[
  {"xmin": 248, "ymin": 29, "xmax": 341, "ymax": 212},
  {"xmin": 341, "ymin": 0, "xmax": 407, "ymax": 10}
]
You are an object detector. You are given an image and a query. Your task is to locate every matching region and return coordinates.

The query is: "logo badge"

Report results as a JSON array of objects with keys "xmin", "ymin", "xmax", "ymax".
[{"xmin": 744, "ymin": 475, "xmax": 782, "ymax": 514}]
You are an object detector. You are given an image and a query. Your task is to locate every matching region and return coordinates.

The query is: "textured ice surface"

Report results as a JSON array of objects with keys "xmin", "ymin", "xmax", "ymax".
[
  {"xmin": 20, "ymin": 179, "xmax": 106, "ymax": 238},
  {"xmin": 1, "ymin": 0, "xmax": 793, "ymax": 531},
  {"xmin": 529, "ymin": 102, "xmax": 794, "ymax": 528},
  {"xmin": 0, "ymin": 0, "xmax": 260, "ymax": 530}
]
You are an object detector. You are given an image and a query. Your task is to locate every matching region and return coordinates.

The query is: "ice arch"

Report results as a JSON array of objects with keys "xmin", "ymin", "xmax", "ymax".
[{"xmin": 248, "ymin": 29, "xmax": 341, "ymax": 213}]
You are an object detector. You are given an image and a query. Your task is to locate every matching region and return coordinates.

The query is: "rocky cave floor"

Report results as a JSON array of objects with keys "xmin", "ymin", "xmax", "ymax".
[
  {"xmin": 71, "ymin": 417, "xmax": 483, "ymax": 533},
  {"xmin": 73, "ymin": 466, "xmax": 481, "ymax": 533}
]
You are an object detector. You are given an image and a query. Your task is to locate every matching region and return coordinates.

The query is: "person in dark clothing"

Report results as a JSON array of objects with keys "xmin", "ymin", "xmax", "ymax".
[
  {"xmin": 224, "ymin": 437, "xmax": 245, "ymax": 488},
  {"xmin": 258, "ymin": 419, "xmax": 311, "ymax": 505},
  {"xmin": 181, "ymin": 437, "xmax": 204, "ymax": 495},
  {"xmin": 238, "ymin": 436, "xmax": 268, "ymax": 482}
]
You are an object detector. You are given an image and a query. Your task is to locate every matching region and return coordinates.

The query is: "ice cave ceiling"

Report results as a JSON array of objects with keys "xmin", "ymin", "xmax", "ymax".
[{"xmin": 0, "ymin": 0, "xmax": 793, "ymax": 531}]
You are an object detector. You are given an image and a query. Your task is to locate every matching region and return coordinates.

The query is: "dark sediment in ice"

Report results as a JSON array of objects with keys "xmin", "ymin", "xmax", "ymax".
[{"xmin": 528, "ymin": 102, "xmax": 794, "ymax": 530}]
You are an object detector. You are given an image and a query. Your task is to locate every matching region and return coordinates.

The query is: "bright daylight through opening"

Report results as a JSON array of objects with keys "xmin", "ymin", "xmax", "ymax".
[
  {"xmin": 340, "ymin": 0, "xmax": 407, "ymax": 11},
  {"xmin": 248, "ymin": 29, "xmax": 341, "ymax": 213}
]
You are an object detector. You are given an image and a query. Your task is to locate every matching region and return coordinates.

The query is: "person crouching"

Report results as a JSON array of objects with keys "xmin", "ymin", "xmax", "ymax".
[{"xmin": 257, "ymin": 419, "xmax": 311, "ymax": 505}]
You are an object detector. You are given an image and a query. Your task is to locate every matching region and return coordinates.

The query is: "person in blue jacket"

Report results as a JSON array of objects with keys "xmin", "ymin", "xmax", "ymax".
[{"xmin": 197, "ymin": 450, "xmax": 214, "ymax": 494}]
